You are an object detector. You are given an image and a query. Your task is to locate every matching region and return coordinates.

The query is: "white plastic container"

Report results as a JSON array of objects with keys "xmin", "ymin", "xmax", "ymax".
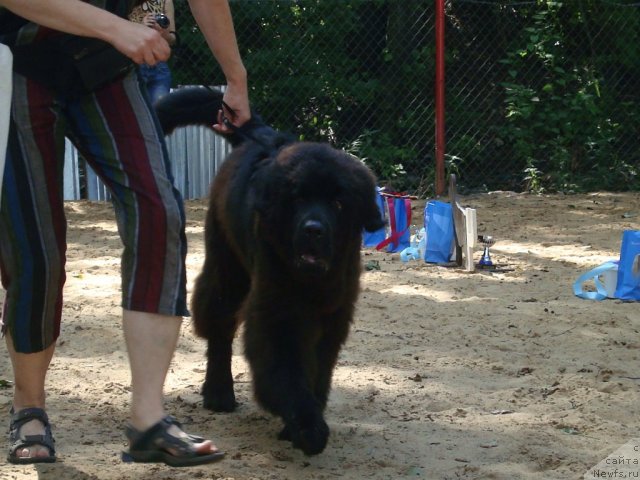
[{"xmin": 602, "ymin": 266, "xmax": 618, "ymax": 298}]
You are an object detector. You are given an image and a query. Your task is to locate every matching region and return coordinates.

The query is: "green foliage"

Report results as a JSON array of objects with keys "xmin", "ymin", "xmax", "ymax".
[
  {"xmin": 172, "ymin": 1, "xmax": 224, "ymax": 85},
  {"xmin": 173, "ymin": 0, "xmax": 434, "ymax": 191},
  {"xmin": 234, "ymin": 1, "xmax": 378, "ymax": 140},
  {"xmin": 496, "ymin": 1, "xmax": 639, "ymax": 192},
  {"xmin": 346, "ymin": 129, "xmax": 409, "ymax": 180},
  {"xmin": 171, "ymin": 0, "xmax": 639, "ymax": 194}
]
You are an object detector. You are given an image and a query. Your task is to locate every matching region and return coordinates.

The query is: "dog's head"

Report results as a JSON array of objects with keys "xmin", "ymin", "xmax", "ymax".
[{"xmin": 252, "ymin": 142, "xmax": 384, "ymax": 280}]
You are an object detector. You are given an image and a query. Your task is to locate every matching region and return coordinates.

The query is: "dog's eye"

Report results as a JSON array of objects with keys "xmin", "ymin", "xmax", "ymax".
[{"xmin": 333, "ymin": 200, "xmax": 342, "ymax": 211}]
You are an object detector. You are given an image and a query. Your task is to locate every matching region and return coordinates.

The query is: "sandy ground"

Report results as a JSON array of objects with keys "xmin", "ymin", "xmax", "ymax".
[{"xmin": 1, "ymin": 191, "xmax": 640, "ymax": 480}]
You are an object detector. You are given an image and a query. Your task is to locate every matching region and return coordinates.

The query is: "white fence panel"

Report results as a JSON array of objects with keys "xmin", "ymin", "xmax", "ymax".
[{"xmin": 63, "ymin": 140, "xmax": 81, "ymax": 200}]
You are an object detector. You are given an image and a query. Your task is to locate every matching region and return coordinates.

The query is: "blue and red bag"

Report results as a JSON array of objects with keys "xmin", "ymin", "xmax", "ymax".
[{"xmin": 375, "ymin": 191, "xmax": 411, "ymax": 253}]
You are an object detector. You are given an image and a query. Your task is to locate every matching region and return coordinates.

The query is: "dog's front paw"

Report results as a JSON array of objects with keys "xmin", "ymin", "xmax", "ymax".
[
  {"xmin": 278, "ymin": 424, "xmax": 292, "ymax": 441},
  {"xmin": 201, "ymin": 382, "xmax": 237, "ymax": 412},
  {"xmin": 286, "ymin": 415, "xmax": 330, "ymax": 455}
]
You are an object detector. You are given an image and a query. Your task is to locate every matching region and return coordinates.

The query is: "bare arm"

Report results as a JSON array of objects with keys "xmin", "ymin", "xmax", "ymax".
[
  {"xmin": 165, "ymin": 0, "xmax": 177, "ymax": 46},
  {"xmin": 187, "ymin": 0, "xmax": 250, "ymax": 130},
  {"xmin": 0, "ymin": 0, "xmax": 170, "ymax": 64}
]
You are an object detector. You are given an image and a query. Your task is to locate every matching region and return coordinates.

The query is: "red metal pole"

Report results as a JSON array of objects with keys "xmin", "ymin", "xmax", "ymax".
[{"xmin": 434, "ymin": 0, "xmax": 446, "ymax": 196}]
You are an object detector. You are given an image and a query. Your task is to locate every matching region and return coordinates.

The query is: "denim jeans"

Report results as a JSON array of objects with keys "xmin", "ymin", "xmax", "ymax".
[{"xmin": 138, "ymin": 62, "xmax": 172, "ymax": 104}]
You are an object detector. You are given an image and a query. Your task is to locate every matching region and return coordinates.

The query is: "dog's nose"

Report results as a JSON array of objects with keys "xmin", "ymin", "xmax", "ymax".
[{"xmin": 303, "ymin": 220, "xmax": 325, "ymax": 238}]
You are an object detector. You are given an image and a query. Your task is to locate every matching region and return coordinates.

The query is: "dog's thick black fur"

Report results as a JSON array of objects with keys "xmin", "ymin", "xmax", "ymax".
[{"xmin": 156, "ymin": 87, "xmax": 384, "ymax": 455}]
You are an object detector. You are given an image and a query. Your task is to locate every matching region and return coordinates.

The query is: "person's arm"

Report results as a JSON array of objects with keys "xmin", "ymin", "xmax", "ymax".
[
  {"xmin": 165, "ymin": 0, "xmax": 177, "ymax": 47},
  {"xmin": 187, "ymin": 0, "xmax": 250, "ymax": 130},
  {"xmin": 0, "ymin": 0, "xmax": 170, "ymax": 65}
]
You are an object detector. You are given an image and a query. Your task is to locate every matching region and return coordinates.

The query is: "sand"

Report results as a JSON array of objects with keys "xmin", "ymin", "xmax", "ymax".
[{"xmin": 1, "ymin": 191, "xmax": 639, "ymax": 480}]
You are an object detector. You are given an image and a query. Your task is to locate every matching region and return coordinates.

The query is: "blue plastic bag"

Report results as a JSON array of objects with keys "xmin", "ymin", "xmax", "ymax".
[
  {"xmin": 424, "ymin": 200, "xmax": 454, "ymax": 263},
  {"xmin": 614, "ymin": 230, "xmax": 640, "ymax": 301},
  {"xmin": 573, "ymin": 260, "xmax": 618, "ymax": 300}
]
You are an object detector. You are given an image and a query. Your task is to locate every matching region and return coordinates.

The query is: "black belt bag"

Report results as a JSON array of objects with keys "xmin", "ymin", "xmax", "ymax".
[{"xmin": 11, "ymin": 36, "xmax": 134, "ymax": 97}]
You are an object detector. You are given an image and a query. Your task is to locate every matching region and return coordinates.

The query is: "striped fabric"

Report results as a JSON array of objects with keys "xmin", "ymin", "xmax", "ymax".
[{"xmin": 0, "ymin": 70, "xmax": 189, "ymax": 354}]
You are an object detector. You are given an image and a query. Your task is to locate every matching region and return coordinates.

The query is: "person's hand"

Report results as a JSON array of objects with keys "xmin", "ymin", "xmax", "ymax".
[
  {"xmin": 108, "ymin": 19, "xmax": 170, "ymax": 65},
  {"xmin": 142, "ymin": 13, "xmax": 163, "ymax": 31},
  {"xmin": 214, "ymin": 83, "xmax": 251, "ymax": 134},
  {"xmin": 141, "ymin": 12, "xmax": 174, "ymax": 45}
]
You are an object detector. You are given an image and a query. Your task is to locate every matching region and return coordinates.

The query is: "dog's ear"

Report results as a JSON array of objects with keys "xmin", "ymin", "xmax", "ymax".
[
  {"xmin": 361, "ymin": 189, "xmax": 386, "ymax": 233},
  {"xmin": 342, "ymin": 156, "xmax": 386, "ymax": 232}
]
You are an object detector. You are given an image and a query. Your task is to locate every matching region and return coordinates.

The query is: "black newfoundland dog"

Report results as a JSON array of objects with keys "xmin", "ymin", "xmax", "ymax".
[{"xmin": 156, "ymin": 87, "xmax": 384, "ymax": 455}]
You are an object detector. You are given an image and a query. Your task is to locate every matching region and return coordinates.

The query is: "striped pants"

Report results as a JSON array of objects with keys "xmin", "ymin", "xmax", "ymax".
[{"xmin": 0, "ymin": 71, "xmax": 189, "ymax": 354}]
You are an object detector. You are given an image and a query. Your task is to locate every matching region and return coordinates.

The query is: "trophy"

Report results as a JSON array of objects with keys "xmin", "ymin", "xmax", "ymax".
[{"xmin": 478, "ymin": 235, "xmax": 495, "ymax": 267}]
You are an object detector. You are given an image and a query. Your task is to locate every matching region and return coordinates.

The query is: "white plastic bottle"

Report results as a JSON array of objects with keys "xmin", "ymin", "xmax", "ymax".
[{"xmin": 417, "ymin": 227, "xmax": 426, "ymax": 261}]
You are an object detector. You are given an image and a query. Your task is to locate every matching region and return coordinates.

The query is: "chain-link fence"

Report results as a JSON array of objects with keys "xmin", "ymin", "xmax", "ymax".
[{"xmin": 170, "ymin": 0, "xmax": 639, "ymax": 196}]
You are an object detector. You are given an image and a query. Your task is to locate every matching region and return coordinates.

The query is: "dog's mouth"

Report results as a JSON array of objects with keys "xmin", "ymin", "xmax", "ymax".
[
  {"xmin": 295, "ymin": 253, "xmax": 330, "ymax": 272},
  {"xmin": 292, "ymin": 218, "xmax": 333, "ymax": 275}
]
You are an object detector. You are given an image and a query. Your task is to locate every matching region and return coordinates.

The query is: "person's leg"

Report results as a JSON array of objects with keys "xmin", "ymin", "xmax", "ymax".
[
  {"xmin": 65, "ymin": 72, "xmax": 219, "ymax": 461},
  {"xmin": 148, "ymin": 62, "xmax": 172, "ymax": 104},
  {"xmin": 5, "ymin": 336, "xmax": 55, "ymax": 460},
  {"xmin": 122, "ymin": 309, "xmax": 179, "ymax": 428},
  {"xmin": 66, "ymin": 71, "xmax": 188, "ymax": 318},
  {"xmin": 138, "ymin": 63, "xmax": 171, "ymax": 105},
  {"xmin": 1, "ymin": 74, "xmax": 67, "ymax": 462},
  {"xmin": 122, "ymin": 310, "xmax": 216, "ymax": 454}
]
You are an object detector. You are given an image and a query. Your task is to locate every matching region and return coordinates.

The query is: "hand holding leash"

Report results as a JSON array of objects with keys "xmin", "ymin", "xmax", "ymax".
[{"xmin": 213, "ymin": 84, "xmax": 250, "ymax": 135}]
